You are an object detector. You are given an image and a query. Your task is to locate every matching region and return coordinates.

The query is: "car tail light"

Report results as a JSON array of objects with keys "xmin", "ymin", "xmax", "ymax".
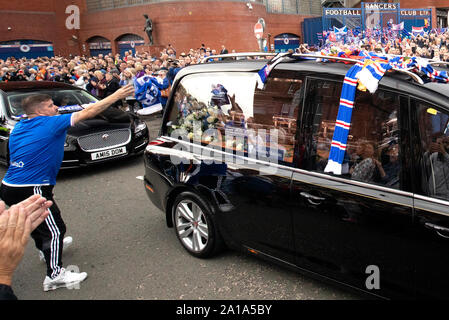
[
  {"xmin": 148, "ymin": 139, "xmax": 165, "ymax": 146},
  {"xmin": 145, "ymin": 184, "xmax": 154, "ymax": 193}
]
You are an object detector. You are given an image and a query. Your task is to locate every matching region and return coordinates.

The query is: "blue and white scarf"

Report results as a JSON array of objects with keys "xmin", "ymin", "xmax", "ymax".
[
  {"xmin": 133, "ymin": 75, "xmax": 162, "ymax": 108},
  {"xmin": 325, "ymin": 54, "xmax": 449, "ymax": 175},
  {"xmin": 256, "ymin": 51, "xmax": 292, "ymax": 89}
]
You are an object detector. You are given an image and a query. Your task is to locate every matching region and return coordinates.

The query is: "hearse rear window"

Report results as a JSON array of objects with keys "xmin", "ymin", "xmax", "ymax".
[{"xmin": 165, "ymin": 71, "xmax": 304, "ymax": 164}]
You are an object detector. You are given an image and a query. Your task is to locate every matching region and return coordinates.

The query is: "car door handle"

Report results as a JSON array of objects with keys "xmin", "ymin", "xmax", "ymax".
[
  {"xmin": 300, "ymin": 192, "xmax": 325, "ymax": 205},
  {"xmin": 425, "ymin": 222, "xmax": 449, "ymax": 239}
]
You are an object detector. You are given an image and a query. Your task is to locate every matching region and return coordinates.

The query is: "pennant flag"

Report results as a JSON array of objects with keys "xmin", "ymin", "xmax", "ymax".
[
  {"xmin": 333, "ymin": 26, "xmax": 348, "ymax": 36},
  {"xmin": 352, "ymin": 27, "xmax": 361, "ymax": 36},
  {"xmin": 392, "ymin": 22, "xmax": 404, "ymax": 31},
  {"xmin": 412, "ymin": 26, "xmax": 426, "ymax": 35}
]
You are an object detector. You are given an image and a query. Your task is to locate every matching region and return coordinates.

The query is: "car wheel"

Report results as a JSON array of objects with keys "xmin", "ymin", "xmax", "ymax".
[{"xmin": 172, "ymin": 191, "xmax": 223, "ymax": 258}]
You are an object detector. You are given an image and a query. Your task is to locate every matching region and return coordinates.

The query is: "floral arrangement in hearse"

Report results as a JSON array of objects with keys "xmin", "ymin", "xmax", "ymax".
[{"xmin": 167, "ymin": 94, "xmax": 225, "ymax": 141}]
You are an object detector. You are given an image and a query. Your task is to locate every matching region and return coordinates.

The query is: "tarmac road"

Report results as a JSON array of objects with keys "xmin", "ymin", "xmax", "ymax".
[{"xmin": 1, "ymin": 116, "xmax": 362, "ymax": 300}]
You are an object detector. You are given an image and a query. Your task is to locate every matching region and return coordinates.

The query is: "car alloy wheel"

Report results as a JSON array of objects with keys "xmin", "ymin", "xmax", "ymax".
[
  {"xmin": 172, "ymin": 191, "xmax": 224, "ymax": 258},
  {"xmin": 175, "ymin": 200, "xmax": 209, "ymax": 253}
]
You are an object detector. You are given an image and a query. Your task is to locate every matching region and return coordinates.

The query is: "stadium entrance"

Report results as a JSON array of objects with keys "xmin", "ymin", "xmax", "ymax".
[{"xmin": 322, "ymin": 2, "xmax": 432, "ymax": 38}]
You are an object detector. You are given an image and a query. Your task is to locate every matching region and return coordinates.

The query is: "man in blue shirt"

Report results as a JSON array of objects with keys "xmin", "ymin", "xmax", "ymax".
[{"xmin": 0, "ymin": 84, "xmax": 134, "ymax": 292}]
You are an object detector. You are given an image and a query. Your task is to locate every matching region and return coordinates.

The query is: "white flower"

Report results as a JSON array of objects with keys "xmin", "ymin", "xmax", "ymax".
[
  {"xmin": 194, "ymin": 130, "xmax": 203, "ymax": 138},
  {"xmin": 207, "ymin": 116, "xmax": 216, "ymax": 123},
  {"xmin": 225, "ymin": 140, "xmax": 235, "ymax": 149}
]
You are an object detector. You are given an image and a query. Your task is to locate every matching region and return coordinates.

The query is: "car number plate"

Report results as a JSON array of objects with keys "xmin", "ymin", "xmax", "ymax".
[{"xmin": 91, "ymin": 147, "xmax": 127, "ymax": 160}]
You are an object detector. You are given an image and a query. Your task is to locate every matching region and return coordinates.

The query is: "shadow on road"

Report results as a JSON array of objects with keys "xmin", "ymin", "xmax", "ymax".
[{"xmin": 57, "ymin": 154, "xmax": 144, "ymax": 181}]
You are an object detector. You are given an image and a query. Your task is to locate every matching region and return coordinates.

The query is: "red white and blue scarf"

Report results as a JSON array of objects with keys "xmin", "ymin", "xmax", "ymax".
[{"xmin": 256, "ymin": 51, "xmax": 449, "ymax": 175}]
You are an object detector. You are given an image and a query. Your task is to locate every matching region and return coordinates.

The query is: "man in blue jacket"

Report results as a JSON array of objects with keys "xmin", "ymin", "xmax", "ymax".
[{"xmin": 0, "ymin": 84, "xmax": 134, "ymax": 292}]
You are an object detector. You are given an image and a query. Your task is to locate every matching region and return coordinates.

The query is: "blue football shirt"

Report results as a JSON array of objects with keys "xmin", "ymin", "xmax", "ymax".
[{"xmin": 3, "ymin": 114, "xmax": 73, "ymax": 186}]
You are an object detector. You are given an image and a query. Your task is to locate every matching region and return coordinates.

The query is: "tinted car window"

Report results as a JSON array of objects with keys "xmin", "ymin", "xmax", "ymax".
[
  {"xmin": 6, "ymin": 89, "xmax": 98, "ymax": 117},
  {"xmin": 416, "ymin": 102, "xmax": 449, "ymax": 201},
  {"xmin": 304, "ymin": 78, "xmax": 401, "ymax": 189},
  {"xmin": 165, "ymin": 71, "xmax": 303, "ymax": 164},
  {"xmin": 252, "ymin": 70, "xmax": 303, "ymax": 164}
]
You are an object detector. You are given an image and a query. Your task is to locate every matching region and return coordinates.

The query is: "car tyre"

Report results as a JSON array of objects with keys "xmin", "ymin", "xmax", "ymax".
[{"xmin": 172, "ymin": 191, "xmax": 223, "ymax": 258}]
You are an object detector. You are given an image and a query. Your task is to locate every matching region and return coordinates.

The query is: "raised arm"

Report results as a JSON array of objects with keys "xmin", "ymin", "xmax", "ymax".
[{"xmin": 71, "ymin": 84, "xmax": 134, "ymax": 125}]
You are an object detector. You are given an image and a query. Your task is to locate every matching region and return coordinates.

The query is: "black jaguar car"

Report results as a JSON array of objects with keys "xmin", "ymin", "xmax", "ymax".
[
  {"xmin": 143, "ymin": 52, "xmax": 449, "ymax": 299},
  {"xmin": 0, "ymin": 81, "xmax": 149, "ymax": 168}
]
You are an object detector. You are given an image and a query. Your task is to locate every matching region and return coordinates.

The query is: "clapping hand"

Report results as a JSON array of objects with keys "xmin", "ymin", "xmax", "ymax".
[{"xmin": 0, "ymin": 195, "xmax": 52, "ymax": 286}]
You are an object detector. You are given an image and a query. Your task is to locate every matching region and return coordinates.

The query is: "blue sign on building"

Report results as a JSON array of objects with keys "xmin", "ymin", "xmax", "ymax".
[
  {"xmin": 0, "ymin": 40, "xmax": 54, "ymax": 60},
  {"xmin": 322, "ymin": 2, "xmax": 432, "ymax": 34},
  {"xmin": 274, "ymin": 33, "xmax": 300, "ymax": 53}
]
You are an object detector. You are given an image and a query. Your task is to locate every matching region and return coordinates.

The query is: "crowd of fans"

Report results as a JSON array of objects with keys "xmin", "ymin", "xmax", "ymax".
[
  {"xmin": 2, "ymin": 31, "xmax": 449, "ymax": 95},
  {"xmin": 0, "ymin": 43, "xmax": 235, "ymax": 111},
  {"xmin": 311, "ymin": 30, "xmax": 449, "ymax": 61}
]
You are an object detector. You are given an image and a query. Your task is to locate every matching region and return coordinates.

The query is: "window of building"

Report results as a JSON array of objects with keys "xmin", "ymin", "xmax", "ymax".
[{"xmin": 303, "ymin": 78, "xmax": 402, "ymax": 189}]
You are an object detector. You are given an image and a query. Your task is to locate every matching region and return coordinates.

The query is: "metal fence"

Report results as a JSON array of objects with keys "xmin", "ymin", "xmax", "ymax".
[{"xmin": 86, "ymin": 0, "xmax": 264, "ymax": 12}]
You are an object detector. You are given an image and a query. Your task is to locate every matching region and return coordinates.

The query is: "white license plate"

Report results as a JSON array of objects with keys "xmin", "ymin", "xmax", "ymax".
[{"xmin": 91, "ymin": 147, "xmax": 127, "ymax": 160}]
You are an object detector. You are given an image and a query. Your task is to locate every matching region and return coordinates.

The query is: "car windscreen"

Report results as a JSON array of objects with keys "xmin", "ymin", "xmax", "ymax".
[{"xmin": 6, "ymin": 89, "xmax": 98, "ymax": 119}]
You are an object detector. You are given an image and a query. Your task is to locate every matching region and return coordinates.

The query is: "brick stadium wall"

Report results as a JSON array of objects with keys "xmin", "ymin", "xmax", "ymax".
[
  {"xmin": 1, "ymin": 0, "xmax": 446, "ymax": 57},
  {"xmin": 0, "ymin": 0, "xmax": 85, "ymax": 57},
  {"xmin": 0, "ymin": 0, "xmax": 315, "ymax": 57},
  {"xmin": 80, "ymin": 1, "xmax": 314, "ymax": 56},
  {"xmin": 400, "ymin": 0, "xmax": 449, "ymax": 7}
]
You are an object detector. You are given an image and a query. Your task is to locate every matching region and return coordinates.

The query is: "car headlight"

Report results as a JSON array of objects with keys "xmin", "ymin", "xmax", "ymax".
[{"xmin": 134, "ymin": 121, "xmax": 147, "ymax": 133}]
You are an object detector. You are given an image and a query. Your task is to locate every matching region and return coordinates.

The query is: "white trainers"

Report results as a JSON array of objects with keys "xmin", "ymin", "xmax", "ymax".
[
  {"xmin": 38, "ymin": 236, "xmax": 73, "ymax": 262},
  {"xmin": 43, "ymin": 268, "xmax": 88, "ymax": 292}
]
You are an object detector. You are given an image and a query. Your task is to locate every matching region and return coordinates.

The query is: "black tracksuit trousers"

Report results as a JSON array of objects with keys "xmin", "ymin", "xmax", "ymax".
[{"xmin": 0, "ymin": 184, "xmax": 66, "ymax": 279}]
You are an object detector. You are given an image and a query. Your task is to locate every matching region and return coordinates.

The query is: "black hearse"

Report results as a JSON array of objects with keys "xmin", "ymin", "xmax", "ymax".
[{"xmin": 143, "ymin": 52, "xmax": 449, "ymax": 299}]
